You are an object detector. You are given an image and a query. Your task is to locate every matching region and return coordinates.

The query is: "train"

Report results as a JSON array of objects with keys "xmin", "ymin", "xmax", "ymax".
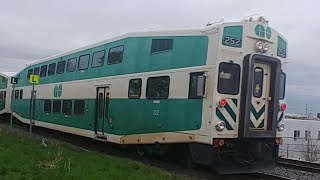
[{"xmin": 0, "ymin": 16, "xmax": 288, "ymax": 174}]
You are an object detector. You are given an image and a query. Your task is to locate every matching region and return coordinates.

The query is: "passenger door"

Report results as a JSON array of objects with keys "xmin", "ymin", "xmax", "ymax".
[
  {"xmin": 250, "ymin": 63, "xmax": 271, "ymax": 130},
  {"xmin": 95, "ymin": 86, "xmax": 110, "ymax": 136}
]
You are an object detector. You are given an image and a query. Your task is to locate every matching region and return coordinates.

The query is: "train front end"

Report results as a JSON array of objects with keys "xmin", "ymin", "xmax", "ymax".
[{"xmin": 210, "ymin": 17, "xmax": 288, "ymax": 173}]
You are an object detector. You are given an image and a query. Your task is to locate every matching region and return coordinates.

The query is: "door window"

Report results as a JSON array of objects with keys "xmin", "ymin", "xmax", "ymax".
[{"xmin": 253, "ymin": 67, "xmax": 264, "ymax": 98}]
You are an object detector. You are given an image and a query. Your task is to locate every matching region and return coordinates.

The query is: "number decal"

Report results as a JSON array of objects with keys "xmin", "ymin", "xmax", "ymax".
[{"xmin": 223, "ymin": 36, "xmax": 241, "ymax": 48}]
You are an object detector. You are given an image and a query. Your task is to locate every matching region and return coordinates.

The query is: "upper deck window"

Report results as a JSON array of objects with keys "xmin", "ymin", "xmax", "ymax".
[
  {"xmin": 151, "ymin": 39, "xmax": 173, "ymax": 53},
  {"xmin": 57, "ymin": 61, "xmax": 66, "ymax": 74},
  {"xmin": 78, "ymin": 54, "xmax": 90, "ymax": 70},
  {"xmin": 108, "ymin": 46, "xmax": 124, "ymax": 65},
  {"xmin": 279, "ymin": 72, "xmax": 286, "ymax": 100},
  {"xmin": 217, "ymin": 62, "xmax": 240, "ymax": 95},
  {"xmin": 40, "ymin": 65, "xmax": 47, "ymax": 77},
  {"xmin": 34, "ymin": 67, "xmax": 40, "ymax": 76},
  {"xmin": 27, "ymin": 69, "xmax": 33, "ymax": 79},
  {"xmin": 92, "ymin": 50, "xmax": 105, "ymax": 68},
  {"xmin": 67, "ymin": 58, "xmax": 77, "ymax": 72},
  {"xmin": 48, "ymin": 63, "xmax": 56, "ymax": 76}
]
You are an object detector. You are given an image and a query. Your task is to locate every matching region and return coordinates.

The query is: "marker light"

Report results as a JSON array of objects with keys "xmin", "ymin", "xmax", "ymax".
[
  {"xmin": 263, "ymin": 43, "xmax": 269, "ymax": 53},
  {"xmin": 280, "ymin": 103, "xmax": 287, "ymax": 111},
  {"xmin": 217, "ymin": 98, "xmax": 227, "ymax": 108},
  {"xmin": 215, "ymin": 121, "xmax": 226, "ymax": 132},
  {"xmin": 278, "ymin": 123, "xmax": 285, "ymax": 131}
]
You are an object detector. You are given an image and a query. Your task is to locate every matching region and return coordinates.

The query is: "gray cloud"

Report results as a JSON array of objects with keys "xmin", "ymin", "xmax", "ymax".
[{"xmin": 0, "ymin": 0, "xmax": 319, "ymax": 113}]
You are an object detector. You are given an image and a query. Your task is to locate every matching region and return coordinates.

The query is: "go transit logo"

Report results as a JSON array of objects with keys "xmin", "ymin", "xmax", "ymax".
[
  {"xmin": 255, "ymin": 25, "xmax": 272, "ymax": 39},
  {"xmin": 54, "ymin": 84, "xmax": 62, "ymax": 97}
]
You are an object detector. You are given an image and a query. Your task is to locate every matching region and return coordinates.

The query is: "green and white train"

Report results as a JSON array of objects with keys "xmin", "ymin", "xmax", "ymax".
[{"xmin": 5, "ymin": 16, "xmax": 288, "ymax": 173}]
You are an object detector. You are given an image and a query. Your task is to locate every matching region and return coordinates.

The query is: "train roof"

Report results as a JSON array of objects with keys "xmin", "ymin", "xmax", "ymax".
[
  {"xmin": 0, "ymin": 72, "xmax": 16, "ymax": 78},
  {"xmin": 24, "ymin": 26, "xmax": 218, "ymax": 69}
]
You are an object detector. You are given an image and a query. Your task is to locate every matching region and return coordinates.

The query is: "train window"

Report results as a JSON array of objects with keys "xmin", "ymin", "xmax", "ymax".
[
  {"xmin": 67, "ymin": 58, "xmax": 77, "ymax": 72},
  {"xmin": 217, "ymin": 62, "xmax": 240, "ymax": 95},
  {"xmin": 188, "ymin": 72, "xmax": 206, "ymax": 99},
  {"xmin": 40, "ymin": 65, "xmax": 47, "ymax": 78},
  {"xmin": 57, "ymin": 61, "xmax": 66, "ymax": 74},
  {"xmin": 62, "ymin": 100, "xmax": 72, "ymax": 115},
  {"xmin": 3, "ymin": 91, "xmax": 6, "ymax": 100},
  {"xmin": 14, "ymin": 90, "xmax": 19, "ymax": 100},
  {"xmin": 294, "ymin": 130, "xmax": 300, "ymax": 141},
  {"xmin": 27, "ymin": 69, "xmax": 33, "ymax": 79},
  {"xmin": 128, "ymin": 78, "xmax": 142, "ymax": 99},
  {"xmin": 1, "ymin": 77, "xmax": 5, "ymax": 82},
  {"xmin": 48, "ymin": 63, "xmax": 56, "ymax": 76},
  {"xmin": 279, "ymin": 73, "xmax": 286, "ymax": 100},
  {"xmin": 34, "ymin": 67, "xmax": 40, "ymax": 76},
  {"xmin": 74, "ymin": 100, "xmax": 85, "ymax": 115},
  {"xmin": 53, "ymin": 100, "xmax": 61, "ymax": 113},
  {"xmin": 151, "ymin": 39, "xmax": 173, "ymax": 53},
  {"xmin": 146, "ymin": 76, "xmax": 170, "ymax": 99},
  {"xmin": 78, "ymin": 54, "xmax": 90, "ymax": 70},
  {"xmin": 92, "ymin": 50, "xmax": 105, "ymax": 68},
  {"xmin": 253, "ymin": 67, "xmax": 264, "ymax": 98},
  {"xmin": 19, "ymin": 89, "xmax": 23, "ymax": 99},
  {"xmin": 44, "ymin": 100, "xmax": 51, "ymax": 113},
  {"xmin": 0, "ymin": 91, "xmax": 3, "ymax": 100},
  {"xmin": 108, "ymin": 46, "xmax": 124, "ymax": 65}
]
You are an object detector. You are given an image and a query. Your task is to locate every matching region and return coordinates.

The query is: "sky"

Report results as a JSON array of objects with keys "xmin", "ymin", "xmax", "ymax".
[{"xmin": 0, "ymin": 0, "xmax": 319, "ymax": 114}]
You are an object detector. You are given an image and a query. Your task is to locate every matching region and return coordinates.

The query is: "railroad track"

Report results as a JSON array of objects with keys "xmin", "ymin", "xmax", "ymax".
[
  {"xmin": 0, "ymin": 116, "xmax": 295, "ymax": 180},
  {"xmin": 277, "ymin": 158, "xmax": 320, "ymax": 173}
]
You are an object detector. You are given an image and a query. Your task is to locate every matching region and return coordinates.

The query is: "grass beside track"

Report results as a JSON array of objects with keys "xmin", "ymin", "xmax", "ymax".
[{"xmin": 0, "ymin": 127, "xmax": 183, "ymax": 180}]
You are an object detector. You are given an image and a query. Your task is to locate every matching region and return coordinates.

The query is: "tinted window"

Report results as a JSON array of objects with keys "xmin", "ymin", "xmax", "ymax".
[
  {"xmin": 74, "ymin": 100, "xmax": 85, "ymax": 115},
  {"xmin": 44, "ymin": 100, "xmax": 51, "ymax": 113},
  {"xmin": 253, "ymin": 68, "xmax": 264, "ymax": 98},
  {"xmin": 128, "ymin": 78, "xmax": 142, "ymax": 99},
  {"xmin": 67, "ymin": 58, "xmax": 77, "ymax": 72},
  {"xmin": 34, "ymin": 67, "xmax": 40, "ymax": 75},
  {"xmin": 0, "ymin": 91, "xmax": 3, "ymax": 100},
  {"xmin": 146, "ymin": 76, "xmax": 170, "ymax": 99},
  {"xmin": 217, "ymin": 62, "xmax": 240, "ymax": 95},
  {"xmin": 279, "ymin": 73, "xmax": 286, "ymax": 100},
  {"xmin": 19, "ymin": 89, "xmax": 23, "ymax": 99},
  {"xmin": 188, "ymin": 72, "xmax": 206, "ymax": 99},
  {"xmin": 57, "ymin": 61, "xmax": 66, "ymax": 74},
  {"xmin": 151, "ymin": 39, "xmax": 173, "ymax": 53},
  {"xmin": 108, "ymin": 46, "xmax": 124, "ymax": 64},
  {"xmin": 62, "ymin": 100, "xmax": 72, "ymax": 115},
  {"xmin": 3, "ymin": 91, "xmax": 6, "ymax": 100},
  {"xmin": 78, "ymin": 54, "xmax": 90, "ymax": 70},
  {"xmin": 40, "ymin": 65, "xmax": 47, "ymax": 77},
  {"xmin": 92, "ymin": 50, "xmax": 105, "ymax": 68},
  {"xmin": 14, "ymin": 90, "xmax": 19, "ymax": 100},
  {"xmin": 48, "ymin": 63, "xmax": 56, "ymax": 76},
  {"xmin": 53, "ymin": 100, "xmax": 61, "ymax": 113},
  {"xmin": 27, "ymin": 69, "xmax": 33, "ymax": 79}
]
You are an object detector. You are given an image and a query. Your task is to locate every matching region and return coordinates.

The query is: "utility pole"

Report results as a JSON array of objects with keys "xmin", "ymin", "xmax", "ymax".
[{"xmin": 305, "ymin": 104, "xmax": 308, "ymax": 118}]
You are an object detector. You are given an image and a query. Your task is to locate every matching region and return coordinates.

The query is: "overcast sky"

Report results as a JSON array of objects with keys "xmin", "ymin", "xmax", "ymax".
[{"xmin": 0, "ymin": 0, "xmax": 318, "ymax": 114}]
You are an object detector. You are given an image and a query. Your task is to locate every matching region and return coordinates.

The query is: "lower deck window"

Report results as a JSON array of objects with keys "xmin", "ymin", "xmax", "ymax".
[
  {"xmin": 53, "ymin": 100, "xmax": 61, "ymax": 113},
  {"xmin": 44, "ymin": 100, "xmax": 51, "ymax": 113},
  {"xmin": 146, "ymin": 76, "xmax": 170, "ymax": 99},
  {"xmin": 217, "ymin": 62, "xmax": 240, "ymax": 95},
  {"xmin": 128, "ymin": 78, "xmax": 142, "ymax": 99},
  {"xmin": 62, "ymin": 100, "xmax": 72, "ymax": 115},
  {"xmin": 188, "ymin": 72, "xmax": 206, "ymax": 99},
  {"xmin": 74, "ymin": 100, "xmax": 85, "ymax": 115}
]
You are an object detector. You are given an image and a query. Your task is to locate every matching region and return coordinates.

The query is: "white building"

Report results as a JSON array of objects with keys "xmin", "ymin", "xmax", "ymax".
[{"xmin": 279, "ymin": 118, "xmax": 320, "ymax": 163}]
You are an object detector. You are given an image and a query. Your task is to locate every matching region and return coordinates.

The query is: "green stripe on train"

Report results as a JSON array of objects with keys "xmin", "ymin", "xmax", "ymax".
[
  {"xmin": 12, "ymin": 98, "xmax": 203, "ymax": 135},
  {"xmin": 15, "ymin": 36, "xmax": 209, "ymax": 87}
]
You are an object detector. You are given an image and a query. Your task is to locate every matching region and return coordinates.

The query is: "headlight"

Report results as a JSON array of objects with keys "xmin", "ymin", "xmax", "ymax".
[
  {"xmin": 278, "ymin": 123, "xmax": 285, "ymax": 131},
  {"xmin": 263, "ymin": 43, "xmax": 269, "ymax": 53},
  {"xmin": 215, "ymin": 121, "xmax": 226, "ymax": 132},
  {"xmin": 255, "ymin": 41, "xmax": 264, "ymax": 52}
]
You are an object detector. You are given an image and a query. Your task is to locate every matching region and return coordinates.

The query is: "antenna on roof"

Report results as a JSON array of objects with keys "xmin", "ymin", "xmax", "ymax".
[{"xmin": 206, "ymin": 19, "xmax": 224, "ymax": 27}]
